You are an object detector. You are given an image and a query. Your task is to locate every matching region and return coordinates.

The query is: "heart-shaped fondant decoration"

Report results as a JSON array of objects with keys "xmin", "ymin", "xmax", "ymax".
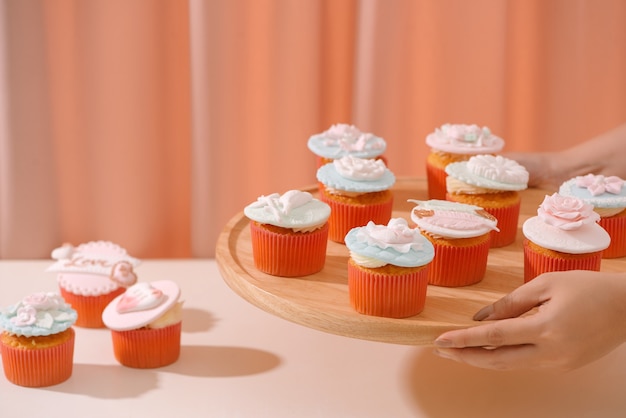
[
  {"xmin": 116, "ymin": 283, "xmax": 165, "ymax": 314},
  {"xmin": 109, "ymin": 261, "xmax": 138, "ymax": 287}
]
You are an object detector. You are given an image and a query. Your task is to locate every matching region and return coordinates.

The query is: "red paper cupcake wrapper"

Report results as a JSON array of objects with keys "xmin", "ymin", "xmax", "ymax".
[
  {"xmin": 320, "ymin": 195, "xmax": 393, "ymax": 243},
  {"xmin": 249, "ymin": 222, "xmax": 329, "ymax": 277},
  {"xmin": 599, "ymin": 215, "xmax": 626, "ymax": 258},
  {"xmin": 1, "ymin": 328, "xmax": 75, "ymax": 387},
  {"xmin": 523, "ymin": 240, "xmax": 603, "ymax": 282},
  {"xmin": 427, "ymin": 237, "xmax": 491, "ymax": 287},
  {"xmin": 348, "ymin": 262, "xmax": 429, "ymax": 318},
  {"xmin": 426, "ymin": 162, "xmax": 448, "ymax": 200},
  {"xmin": 111, "ymin": 322, "xmax": 182, "ymax": 368},
  {"xmin": 60, "ymin": 287, "xmax": 125, "ymax": 328}
]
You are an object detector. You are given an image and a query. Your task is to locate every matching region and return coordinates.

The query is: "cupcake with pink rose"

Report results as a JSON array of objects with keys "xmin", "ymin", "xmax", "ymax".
[
  {"xmin": 0, "ymin": 292, "xmax": 77, "ymax": 387},
  {"xmin": 522, "ymin": 193, "xmax": 610, "ymax": 282},
  {"xmin": 307, "ymin": 123, "xmax": 387, "ymax": 168},
  {"xmin": 559, "ymin": 174, "xmax": 626, "ymax": 258},
  {"xmin": 47, "ymin": 241, "xmax": 140, "ymax": 328}
]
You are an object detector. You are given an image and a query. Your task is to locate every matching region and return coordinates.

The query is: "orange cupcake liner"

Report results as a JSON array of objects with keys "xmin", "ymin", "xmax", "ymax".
[
  {"xmin": 1, "ymin": 328, "xmax": 75, "ymax": 387},
  {"xmin": 428, "ymin": 237, "xmax": 491, "ymax": 287},
  {"xmin": 110, "ymin": 322, "xmax": 181, "ymax": 368},
  {"xmin": 426, "ymin": 162, "xmax": 448, "ymax": 200},
  {"xmin": 523, "ymin": 240, "xmax": 603, "ymax": 282},
  {"xmin": 320, "ymin": 196, "xmax": 393, "ymax": 243},
  {"xmin": 348, "ymin": 261, "xmax": 429, "ymax": 318},
  {"xmin": 59, "ymin": 287, "xmax": 125, "ymax": 328},
  {"xmin": 599, "ymin": 215, "xmax": 626, "ymax": 259},
  {"xmin": 249, "ymin": 222, "xmax": 329, "ymax": 277}
]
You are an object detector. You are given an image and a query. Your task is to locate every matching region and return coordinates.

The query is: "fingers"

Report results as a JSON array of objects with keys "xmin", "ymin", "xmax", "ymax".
[
  {"xmin": 473, "ymin": 276, "xmax": 551, "ymax": 321},
  {"xmin": 435, "ymin": 315, "xmax": 542, "ymax": 349},
  {"xmin": 433, "ymin": 344, "xmax": 542, "ymax": 371}
]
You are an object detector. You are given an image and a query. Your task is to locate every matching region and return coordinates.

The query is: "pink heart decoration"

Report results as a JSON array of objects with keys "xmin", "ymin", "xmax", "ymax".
[{"xmin": 116, "ymin": 283, "xmax": 165, "ymax": 314}]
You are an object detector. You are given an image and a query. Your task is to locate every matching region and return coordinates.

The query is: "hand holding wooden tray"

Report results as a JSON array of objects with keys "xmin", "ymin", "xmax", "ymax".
[{"xmin": 216, "ymin": 178, "xmax": 626, "ymax": 345}]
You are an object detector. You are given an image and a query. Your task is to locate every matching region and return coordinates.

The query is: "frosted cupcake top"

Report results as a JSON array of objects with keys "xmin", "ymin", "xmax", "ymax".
[
  {"xmin": 0, "ymin": 292, "xmax": 77, "ymax": 337},
  {"xmin": 244, "ymin": 190, "xmax": 331, "ymax": 230},
  {"xmin": 317, "ymin": 155, "xmax": 396, "ymax": 193},
  {"xmin": 102, "ymin": 280, "xmax": 182, "ymax": 331},
  {"xmin": 307, "ymin": 123, "xmax": 386, "ymax": 159},
  {"xmin": 522, "ymin": 193, "xmax": 610, "ymax": 254},
  {"xmin": 559, "ymin": 174, "xmax": 626, "ymax": 209},
  {"xmin": 409, "ymin": 199, "xmax": 499, "ymax": 239},
  {"xmin": 48, "ymin": 241, "xmax": 140, "ymax": 296},
  {"xmin": 426, "ymin": 124, "xmax": 505, "ymax": 154},
  {"xmin": 446, "ymin": 154, "xmax": 529, "ymax": 193},
  {"xmin": 345, "ymin": 218, "xmax": 435, "ymax": 268}
]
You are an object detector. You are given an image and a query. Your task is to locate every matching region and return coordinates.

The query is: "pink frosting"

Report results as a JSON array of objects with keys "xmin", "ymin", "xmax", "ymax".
[
  {"xmin": 537, "ymin": 193, "xmax": 599, "ymax": 231},
  {"xmin": 575, "ymin": 174, "xmax": 624, "ymax": 196}
]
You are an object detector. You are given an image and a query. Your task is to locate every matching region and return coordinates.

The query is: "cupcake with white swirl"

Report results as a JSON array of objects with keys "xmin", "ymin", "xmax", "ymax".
[
  {"xmin": 409, "ymin": 199, "xmax": 499, "ymax": 287},
  {"xmin": 522, "ymin": 193, "xmax": 610, "ymax": 282},
  {"xmin": 317, "ymin": 155, "xmax": 395, "ymax": 243},
  {"xmin": 445, "ymin": 154, "xmax": 529, "ymax": 247},
  {"xmin": 244, "ymin": 190, "xmax": 331, "ymax": 277},
  {"xmin": 345, "ymin": 218, "xmax": 435, "ymax": 318},
  {"xmin": 559, "ymin": 174, "xmax": 626, "ymax": 258},
  {"xmin": 0, "ymin": 292, "xmax": 77, "ymax": 387},
  {"xmin": 425, "ymin": 123, "xmax": 505, "ymax": 200}
]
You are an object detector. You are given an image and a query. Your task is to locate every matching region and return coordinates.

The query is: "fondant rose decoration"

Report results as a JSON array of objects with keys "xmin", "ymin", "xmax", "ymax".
[
  {"xmin": 21, "ymin": 292, "xmax": 64, "ymax": 310},
  {"xmin": 249, "ymin": 190, "xmax": 313, "ymax": 221},
  {"xmin": 110, "ymin": 261, "xmax": 138, "ymax": 287},
  {"xmin": 11, "ymin": 306, "xmax": 37, "ymax": 326},
  {"xmin": 467, "ymin": 155, "xmax": 529, "ymax": 184},
  {"xmin": 322, "ymin": 123, "xmax": 378, "ymax": 152},
  {"xmin": 334, "ymin": 155, "xmax": 386, "ymax": 181},
  {"xmin": 356, "ymin": 218, "xmax": 423, "ymax": 253},
  {"xmin": 575, "ymin": 174, "xmax": 624, "ymax": 196},
  {"xmin": 443, "ymin": 124, "xmax": 491, "ymax": 145},
  {"xmin": 538, "ymin": 193, "xmax": 599, "ymax": 230}
]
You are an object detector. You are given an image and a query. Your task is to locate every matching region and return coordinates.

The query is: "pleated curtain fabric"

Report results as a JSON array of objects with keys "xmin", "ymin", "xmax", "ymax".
[{"xmin": 1, "ymin": 0, "xmax": 625, "ymax": 259}]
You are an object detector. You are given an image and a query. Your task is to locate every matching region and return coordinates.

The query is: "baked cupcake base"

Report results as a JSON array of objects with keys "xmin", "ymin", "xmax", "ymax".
[
  {"xmin": 320, "ymin": 190, "xmax": 393, "ymax": 243},
  {"xmin": 110, "ymin": 322, "xmax": 182, "ymax": 368},
  {"xmin": 426, "ymin": 152, "xmax": 470, "ymax": 200},
  {"xmin": 59, "ymin": 287, "xmax": 125, "ymax": 328},
  {"xmin": 523, "ymin": 239, "xmax": 603, "ymax": 282},
  {"xmin": 424, "ymin": 233, "xmax": 491, "ymax": 287},
  {"xmin": 348, "ymin": 259, "xmax": 429, "ymax": 318},
  {"xmin": 1, "ymin": 328, "xmax": 75, "ymax": 387},
  {"xmin": 249, "ymin": 221, "xmax": 329, "ymax": 277}
]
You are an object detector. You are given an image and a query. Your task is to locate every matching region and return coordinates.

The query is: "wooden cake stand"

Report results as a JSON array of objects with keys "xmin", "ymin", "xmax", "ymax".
[{"xmin": 215, "ymin": 178, "xmax": 626, "ymax": 345}]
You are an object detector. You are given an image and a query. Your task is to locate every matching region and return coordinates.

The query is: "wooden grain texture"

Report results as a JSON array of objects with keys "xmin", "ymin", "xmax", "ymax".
[{"xmin": 215, "ymin": 178, "xmax": 626, "ymax": 346}]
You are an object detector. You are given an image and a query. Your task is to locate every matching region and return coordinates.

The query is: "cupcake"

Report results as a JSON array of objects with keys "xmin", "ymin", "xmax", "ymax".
[
  {"xmin": 522, "ymin": 193, "xmax": 611, "ymax": 282},
  {"xmin": 445, "ymin": 154, "xmax": 529, "ymax": 247},
  {"xmin": 409, "ymin": 199, "xmax": 499, "ymax": 287},
  {"xmin": 559, "ymin": 174, "xmax": 626, "ymax": 258},
  {"xmin": 307, "ymin": 123, "xmax": 387, "ymax": 167},
  {"xmin": 317, "ymin": 155, "xmax": 395, "ymax": 243},
  {"xmin": 0, "ymin": 292, "xmax": 77, "ymax": 387},
  {"xmin": 344, "ymin": 218, "xmax": 435, "ymax": 318},
  {"xmin": 244, "ymin": 190, "xmax": 331, "ymax": 277},
  {"xmin": 425, "ymin": 124, "xmax": 504, "ymax": 199},
  {"xmin": 47, "ymin": 241, "xmax": 140, "ymax": 328},
  {"xmin": 102, "ymin": 281, "xmax": 183, "ymax": 368}
]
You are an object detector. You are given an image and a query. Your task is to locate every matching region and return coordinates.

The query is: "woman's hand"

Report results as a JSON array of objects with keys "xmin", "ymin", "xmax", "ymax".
[{"xmin": 433, "ymin": 270, "xmax": 626, "ymax": 371}]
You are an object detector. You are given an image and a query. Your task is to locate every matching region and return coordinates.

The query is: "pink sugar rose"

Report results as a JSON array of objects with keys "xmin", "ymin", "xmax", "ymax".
[
  {"xmin": 21, "ymin": 292, "xmax": 63, "ymax": 310},
  {"xmin": 537, "ymin": 193, "xmax": 599, "ymax": 231},
  {"xmin": 11, "ymin": 305, "xmax": 37, "ymax": 326}
]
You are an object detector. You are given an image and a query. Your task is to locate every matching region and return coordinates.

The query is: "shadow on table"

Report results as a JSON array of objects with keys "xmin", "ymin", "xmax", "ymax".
[
  {"xmin": 400, "ymin": 346, "xmax": 626, "ymax": 418},
  {"xmin": 165, "ymin": 345, "xmax": 281, "ymax": 378},
  {"xmin": 182, "ymin": 307, "xmax": 218, "ymax": 333}
]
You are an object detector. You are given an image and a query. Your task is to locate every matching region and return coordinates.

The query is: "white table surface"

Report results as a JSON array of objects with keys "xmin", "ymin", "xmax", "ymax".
[{"xmin": 1, "ymin": 259, "xmax": 626, "ymax": 418}]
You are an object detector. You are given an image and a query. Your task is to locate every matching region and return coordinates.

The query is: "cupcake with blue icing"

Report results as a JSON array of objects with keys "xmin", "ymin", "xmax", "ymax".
[
  {"xmin": 244, "ymin": 190, "xmax": 331, "ymax": 277},
  {"xmin": 445, "ymin": 154, "xmax": 529, "ymax": 247},
  {"xmin": 345, "ymin": 218, "xmax": 435, "ymax": 318},
  {"xmin": 307, "ymin": 123, "xmax": 387, "ymax": 167},
  {"xmin": 317, "ymin": 155, "xmax": 396, "ymax": 243},
  {"xmin": 0, "ymin": 292, "xmax": 77, "ymax": 387},
  {"xmin": 559, "ymin": 174, "xmax": 626, "ymax": 258}
]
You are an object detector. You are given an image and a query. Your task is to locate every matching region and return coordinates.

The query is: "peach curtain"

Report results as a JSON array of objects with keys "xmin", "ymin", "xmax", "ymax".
[{"xmin": 1, "ymin": 0, "xmax": 625, "ymax": 259}]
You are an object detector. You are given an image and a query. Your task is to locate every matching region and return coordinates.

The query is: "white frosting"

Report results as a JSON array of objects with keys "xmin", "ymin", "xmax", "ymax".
[
  {"xmin": 426, "ymin": 124, "xmax": 505, "ymax": 154},
  {"xmin": 409, "ymin": 199, "xmax": 499, "ymax": 238},
  {"xmin": 333, "ymin": 155, "xmax": 386, "ymax": 181},
  {"xmin": 522, "ymin": 193, "xmax": 610, "ymax": 253},
  {"xmin": 445, "ymin": 155, "xmax": 528, "ymax": 192},
  {"xmin": 244, "ymin": 190, "xmax": 331, "ymax": 229}
]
